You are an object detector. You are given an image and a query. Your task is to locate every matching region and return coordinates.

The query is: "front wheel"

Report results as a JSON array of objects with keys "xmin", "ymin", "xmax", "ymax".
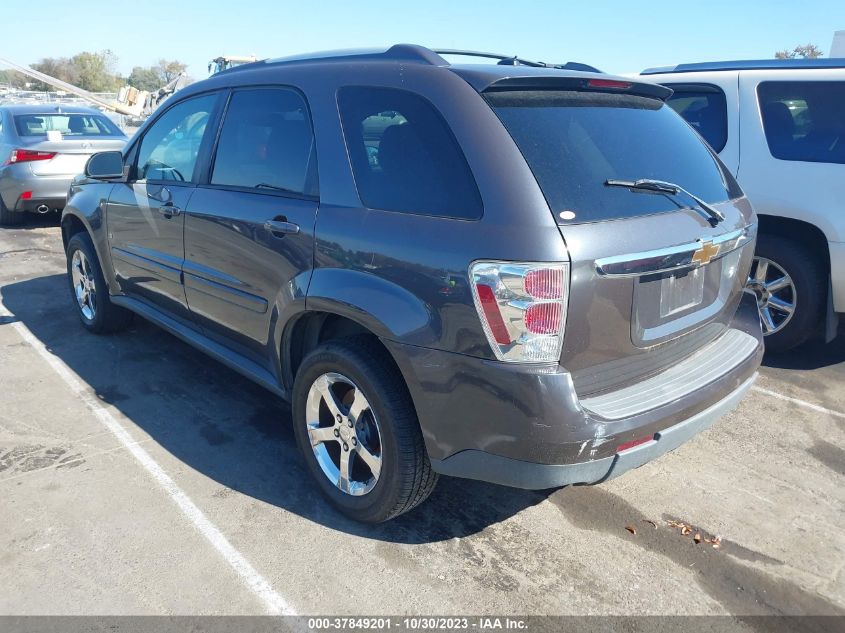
[
  {"xmin": 66, "ymin": 232, "xmax": 133, "ymax": 334},
  {"xmin": 292, "ymin": 337, "xmax": 437, "ymax": 523},
  {"xmin": 747, "ymin": 234, "xmax": 826, "ymax": 352}
]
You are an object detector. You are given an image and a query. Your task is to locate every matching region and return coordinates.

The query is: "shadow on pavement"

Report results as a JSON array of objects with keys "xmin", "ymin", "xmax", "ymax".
[
  {"xmin": 1, "ymin": 211, "xmax": 62, "ymax": 230},
  {"xmin": 1, "ymin": 273, "xmax": 550, "ymax": 544},
  {"xmin": 762, "ymin": 324, "xmax": 845, "ymax": 370}
]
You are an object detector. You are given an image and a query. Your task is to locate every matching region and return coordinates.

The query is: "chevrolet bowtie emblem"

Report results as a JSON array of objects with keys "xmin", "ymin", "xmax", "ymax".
[{"xmin": 691, "ymin": 240, "xmax": 719, "ymax": 266}]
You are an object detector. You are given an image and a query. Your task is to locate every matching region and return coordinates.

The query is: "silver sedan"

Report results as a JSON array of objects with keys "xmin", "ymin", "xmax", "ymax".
[{"xmin": 0, "ymin": 104, "xmax": 127, "ymax": 225}]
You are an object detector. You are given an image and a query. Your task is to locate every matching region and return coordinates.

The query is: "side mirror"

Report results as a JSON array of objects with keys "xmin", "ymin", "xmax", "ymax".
[{"xmin": 85, "ymin": 151, "xmax": 124, "ymax": 179}]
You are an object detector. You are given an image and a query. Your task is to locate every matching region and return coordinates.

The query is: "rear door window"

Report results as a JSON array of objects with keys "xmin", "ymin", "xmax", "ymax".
[
  {"xmin": 664, "ymin": 84, "xmax": 728, "ymax": 152},
  {"xmin": 338, "ymin": 86, "xmax": 482, "ymax": 219},
  {"xmin": 757, "ymin": 81, "xmax": 845, "ymax": 164},
  {"xmin": 211, "ymin": 87, "xmax": 317, "ymax": 196},
  {"xmin": 486, "ymin": 90, "xmax": 734, "ymax": 224}
]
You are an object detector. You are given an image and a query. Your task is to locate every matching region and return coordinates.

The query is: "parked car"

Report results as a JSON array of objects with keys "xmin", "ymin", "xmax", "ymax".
[
  {"xmin": 641, "ymin": 59, "xmax": 845, "ymax": 351},
  {"xmin": 61, "ymin": 45, "xmax": 763, "ymax": 522},
  {"xmin": 0, "ymin": 104, "xmax": 127, "ymax": 225}
]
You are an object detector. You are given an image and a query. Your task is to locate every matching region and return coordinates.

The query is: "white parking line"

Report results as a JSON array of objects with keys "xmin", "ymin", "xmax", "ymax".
[
  {"xmin": 0, "ymin": 305, "xmax": 296, "ymax": 616},
  {"xmin": 752, "ymin": 386, "xmax": 845, "ymax": 420}
]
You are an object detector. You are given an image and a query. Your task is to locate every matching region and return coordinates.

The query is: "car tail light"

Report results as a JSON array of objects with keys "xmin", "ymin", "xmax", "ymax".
[
  {"xmin": 470, "ymin": 261, "xmax": 570, "ymax": 363},
  {"xmin": 587, "ymin": 79, "xmax": 632, "ymax": 90},
  {"xmin": 20, "ymin": 191, "xmax": 32, "ymax": 200},
  {"xmin": 5, "ymin": 149, "xmax": 57, "ymax": 165}
]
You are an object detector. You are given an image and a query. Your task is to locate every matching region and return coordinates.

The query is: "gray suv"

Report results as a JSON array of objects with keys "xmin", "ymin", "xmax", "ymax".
[{"xmin": 61, "ymin": 45, "xmax": 763, "ymax": 523}]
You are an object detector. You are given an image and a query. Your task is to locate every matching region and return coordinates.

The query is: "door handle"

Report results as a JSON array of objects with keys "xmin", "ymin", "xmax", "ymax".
[
  {"xmin": 158, "ymin": 203, "xmax": 182, "ymax": 218},
  {"xmin": 264, "ymin": 218, "xmax": 300, "ymax": 236}
]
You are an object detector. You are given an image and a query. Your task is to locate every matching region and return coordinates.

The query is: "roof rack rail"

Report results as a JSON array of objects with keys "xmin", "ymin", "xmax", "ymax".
[
  {"xmin": 258, "ymin": 45, "xmax": 603, "ymax": 73},
  {"xmin": 433, "ymin": 49, "xmax": 602, "ymax": 73},
  {"xmin": 641, "ymin": 58, "xmax": 845, "ymax": 74},
  {"xmin": 264, "ymin": 44, "xmax": 449, "ymax": 68}
]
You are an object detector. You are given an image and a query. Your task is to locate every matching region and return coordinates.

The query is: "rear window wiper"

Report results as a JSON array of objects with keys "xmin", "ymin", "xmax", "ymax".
[
  {"xmin": 255, "ymin": 183, "xmax": 299, "ymax": 195},
  {"xmin": 605, "ymin": 178, "xmax": 726, "ymax": 226}
]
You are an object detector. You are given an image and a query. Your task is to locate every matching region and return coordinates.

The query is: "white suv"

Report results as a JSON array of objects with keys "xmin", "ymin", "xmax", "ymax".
[{"xmin": 642, "ymin": 59, "xmax": 844, "ymax": 351}]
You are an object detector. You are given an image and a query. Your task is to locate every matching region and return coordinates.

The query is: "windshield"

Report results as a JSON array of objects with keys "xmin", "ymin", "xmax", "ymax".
[
  {"xmin": 485, "ymin": 90, "xmax": 738, "ymax": 223},
  {"xmin": 14, "ymin": 113, "xmax": 124, "ymax": 138}
]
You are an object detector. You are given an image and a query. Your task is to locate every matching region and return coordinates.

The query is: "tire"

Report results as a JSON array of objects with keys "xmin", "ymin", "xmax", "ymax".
[
  {"xmin": 66, "ymin": 232, "xmax": 133, "ymax": 334},
  {"xmin": 292, "ymin": 337, "xmax": 438, "ymax": 523},
  {"xmin": 0, "ymin": 197, "xmax": 24, "ymax": 226},
  {"xmin": 749, "ymin": 234, "xmax": 826, "ymax": 352}
]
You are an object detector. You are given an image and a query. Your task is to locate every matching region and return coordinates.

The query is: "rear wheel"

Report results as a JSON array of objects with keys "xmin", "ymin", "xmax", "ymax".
[
  {"xmin": 66, "ymin": 232, "xmax": 133, "ymax": 334},
  {"xmin": 747, "ymin": 234, "xmax": 826, "ymax": 352},
  {"xmin": 292, "ymin": 337, "xmax": 437, "ymax": 523},
  {"xmin": 0, "ymin": 198, "xmax": 24, "ymax": 226}
]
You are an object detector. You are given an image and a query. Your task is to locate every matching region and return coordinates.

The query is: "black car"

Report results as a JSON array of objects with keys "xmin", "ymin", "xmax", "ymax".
[{"xmin": 62, "ymin": 45, "xmax": 763, "ymax": 522}]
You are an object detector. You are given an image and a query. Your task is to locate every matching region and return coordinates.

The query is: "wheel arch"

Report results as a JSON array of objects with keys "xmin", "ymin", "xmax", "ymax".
[
  {"xmin": 61, "ymin": 213, "xmax": 89, "ymax": 252},
  {"xmin": 281, "ymin": 309, "xmax": 402, "ymax": 392},
  {"xmin": 756, "ymin": 215, "xmax": 831, "ymax": 273}
]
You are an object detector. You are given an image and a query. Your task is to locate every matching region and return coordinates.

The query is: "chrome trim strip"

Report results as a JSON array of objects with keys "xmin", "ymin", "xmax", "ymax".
[{"xmin": 595, "ymin": 227, "xmax": 753, "ymax": 278}]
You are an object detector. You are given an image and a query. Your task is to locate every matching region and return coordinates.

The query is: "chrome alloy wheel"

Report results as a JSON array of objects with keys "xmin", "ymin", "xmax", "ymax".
[
  {"xmin": 71, "ymin": 250, "xmax": 97, "ymax": 321},
  {"xmin": 305, "ymin": 372, "xmax": 383, "ymax": 496},
  {"xmin": 747, "ymin": 256, "xmax": 796, "ymax": 335}
]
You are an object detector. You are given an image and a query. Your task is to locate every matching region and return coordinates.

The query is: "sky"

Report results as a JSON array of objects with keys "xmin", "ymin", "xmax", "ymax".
[{"xmin": 3, "ymin": 0, "xmax": 844, "ymax": 81}]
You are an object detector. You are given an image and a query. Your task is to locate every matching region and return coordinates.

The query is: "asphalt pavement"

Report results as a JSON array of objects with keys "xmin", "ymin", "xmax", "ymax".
[{"xmin": 1, "ymin": 216, "xmax": 843, "ymax": 619}]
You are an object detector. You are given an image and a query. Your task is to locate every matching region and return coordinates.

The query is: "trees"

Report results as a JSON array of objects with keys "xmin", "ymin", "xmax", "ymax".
[
  {"xmin": 775, "ymin": 44, "xmax": 824, "ymax": 59},
  {"xmin": 126, "ymin": 59, "xmax": 188, "ymax": 91},
  {"xmin": 127, "ymin": 66, "xmax": 162, "ymax": 92},
  {"xmin": 25, "ymin": 50, "xmax": 122, "ymax": 92},
  {"xmin": 5, "ymin": 52, "xmax": 189, "ymax": 93},
  {"xmin": 0, "ymin": 69, "xmax": 26, "ymax": 88},
  {"xmin": 157, "ymin": 59, "xmax": 188, "ymax": 84},
  {"xmin": 72, "ymin": 50, "xmax": 122, "ymax": 92}
]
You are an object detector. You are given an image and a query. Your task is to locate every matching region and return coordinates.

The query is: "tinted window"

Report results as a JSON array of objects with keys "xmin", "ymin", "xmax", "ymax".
[
  {"xmin": 486, "ymin": 90, "xmax": 734, "ymax": 223},
  {"xmin": 665, "ymin": 85, "xmax": 728, "ymax": 152},
  {"xmin": 338, "ymin": 86, "xmax": 482, "ymax": 219},
  {"xmin": 758, "ymin": 81, "xmax": 845, "ymax": 164},
  {"xmin": 211, "ymin": 88, "xmax": 316, "ymax": 196},
  {"xmin": 137, "ymin": 94, "xmax": 216, "ymax": 182},
  {"xmin": 14, "ymin": 113, "xmax": 123, "ymax": 137}
]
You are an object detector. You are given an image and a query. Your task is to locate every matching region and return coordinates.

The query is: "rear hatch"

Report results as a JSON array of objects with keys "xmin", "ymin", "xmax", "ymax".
[
  {"xmin": 13, "ymin": 111, "xmax": 126, "ymax": 176},
  {"xmin": 484, "ymin": 81, "xmax": 756, "ymax": 397}
]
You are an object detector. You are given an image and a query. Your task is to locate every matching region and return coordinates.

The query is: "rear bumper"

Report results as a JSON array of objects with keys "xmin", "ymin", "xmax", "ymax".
[
  {"xmin": 430, "ymin": 373, "xmax": 755, "ymax": 489},
  {"xmin": 0, "ymin": 168, "xmax": 72, "ymax": 211},
  {"xmin": 385, "ymin": 291, "xmax": 763, "ymax": 488}
]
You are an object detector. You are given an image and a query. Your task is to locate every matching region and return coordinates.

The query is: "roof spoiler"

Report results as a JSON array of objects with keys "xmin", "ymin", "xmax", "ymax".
[{"xmin": 481, "ymin": 75, "xmax": 673, "ymax": 100}]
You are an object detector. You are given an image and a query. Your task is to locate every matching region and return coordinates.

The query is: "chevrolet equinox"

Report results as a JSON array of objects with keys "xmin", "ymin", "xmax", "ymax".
[{"xmin": 61, "ymin": 45, "xmax": 764, "ymax": 522}]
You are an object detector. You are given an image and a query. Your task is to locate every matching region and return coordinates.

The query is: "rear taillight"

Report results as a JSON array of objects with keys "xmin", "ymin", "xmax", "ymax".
[
  {"xmin": 5, "ymin": 149, "xmax": 56, "ymax": 165},
  {"xmin": 470, "ymin": 261, "xmax": 570, "ymax": 363}
]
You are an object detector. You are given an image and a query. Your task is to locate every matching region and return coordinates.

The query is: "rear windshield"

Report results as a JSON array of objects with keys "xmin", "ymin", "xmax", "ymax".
[
  {"xmin": 14, "ymin": 113, "xmax": 123, "ymax": 138},
  {"xmin": 485, "ymin": 90, "xmax": 736, "ymax": 223}
]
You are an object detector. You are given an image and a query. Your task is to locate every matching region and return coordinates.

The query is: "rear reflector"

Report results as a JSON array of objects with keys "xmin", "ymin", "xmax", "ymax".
[
  {"xmin": 20, "ymin": 191, "xmax": 32, "ymax": 200},
  {"xmin": 617, "ymin": 436, "xmax": 653, "ymax": 452},
  {"xmin": 475, "ymin": 283, "xmax": 512, "ymax": 345},
  {"xmin": 587, "ymin": 79, "xmax": 632, "ymax": 90},
  {"xmin": 6, "ymin": 149, "xmax": 57, "ymax": 165}
]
